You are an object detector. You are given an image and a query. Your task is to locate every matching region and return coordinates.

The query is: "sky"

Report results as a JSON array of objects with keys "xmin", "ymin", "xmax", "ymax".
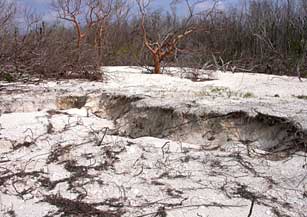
[{"xmin": 17, "ymin": 0, "xmax": 238, "ymax": 23}]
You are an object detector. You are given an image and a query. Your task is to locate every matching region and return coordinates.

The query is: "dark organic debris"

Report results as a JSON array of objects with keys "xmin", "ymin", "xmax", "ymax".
[
  {"xmin": 0, "ymin": 170, "xmax": 43, "ymax": 186},
  {"xmin": 38, "ymin": 177, "xmax": 70, "ymax": 190},
  {"xmin": 12, "ymin": 141, "xmax": 33, "ymax": 150},
  {"xmin": 154, "ymin": 207, "xmax": 167, "ymax": 217},
  {"xmin": 42, "ymin": 194, "xmax": 124, "ymax": 217},
  {"xmin": 47, "ymin": 144, "xmax": 72, "ymax": 164},
  {"xmin": 5, "ymin": 209, "xmax": 17, "ymax": 217}
]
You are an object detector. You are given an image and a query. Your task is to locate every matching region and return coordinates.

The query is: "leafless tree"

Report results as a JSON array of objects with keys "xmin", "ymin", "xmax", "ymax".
[
  {"xmin": 52, "ymin": 0, "xmax": 112, "ymax": 49},
  {"xmin": 51, "ymin": 0, "xmax": 84, "ymax": 48},
  {"xmin": 0, "ymin": 0, "xmax": 15, "ymax": 32},
  {"xmin": 22, "ymin": 6, "xmax": 43, "ymax": 34},
  {"xmin": 91, "ymin": 0, "xmax": 113, "ymax": 66},
  {"xmin": 51, "ymin": 0, "xmax": 115, "ymax": 68},
  {"xmin": 136, "ymin": 0, "xmax": 218, "ymax": 74},
  {"xmin": 113, "ymin": 0, "xmax": 130, "ymax": 25}
]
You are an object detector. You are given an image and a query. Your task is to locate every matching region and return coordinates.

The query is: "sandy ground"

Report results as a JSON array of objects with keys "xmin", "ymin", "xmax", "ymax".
[{"xmin": 0, "ymin": 67, "xmax": 306, "ymax": 217}]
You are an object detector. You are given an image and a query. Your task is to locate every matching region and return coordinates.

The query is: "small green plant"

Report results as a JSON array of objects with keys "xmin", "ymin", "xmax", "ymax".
[
  {"xmin": 296, "ymin": 95, "xmax": 307, "ymax": 100},
  {"xmin": 210, "ymin": 87, "xmax": 227, "ymax": 93},
  {"xmin": 1, "ymin": 73, "xmax": 15, "ymax": 83},
  {"xmin": 242, "ymin": 92, "xmax": 255, "ymax": 98},
  {"xmin": 207, "ymin": 87, "xmax": 239, "ymax": 98}
]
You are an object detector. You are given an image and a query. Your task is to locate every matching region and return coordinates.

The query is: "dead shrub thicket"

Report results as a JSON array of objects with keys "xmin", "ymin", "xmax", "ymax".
[
  {"xmin": 0, "ymin": 0, "xmax": 121, "ymax": 81},
  {"xmin": 1, "ymin": 0, "xmax": 307, "ymax": 80}
]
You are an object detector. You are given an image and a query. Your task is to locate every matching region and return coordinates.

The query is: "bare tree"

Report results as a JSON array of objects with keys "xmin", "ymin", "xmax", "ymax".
[
  {"xmin": 0, "ymin": 0, "xmax": 15, "ymax": 32},
  {"xmin": 91, "ymin": 0, "xmax": 114, "ymax": 66},
  {"xmin": 51, "ymin": 0, "xmax": 114, "ymax": 68},
  {"xmin": 113, "ymin": 0, "xmax": 130, "ymax": 25},
  {"xmin": 52, "ymin": 0, "xmax": 111, "ymax": 49},
  {"xmin": 136, "ymin": 0, "xmax": 218, "ymax": 74},
  {"xmin": 51, "ymin": 0, "xmax": 83, "ymax": 48}
]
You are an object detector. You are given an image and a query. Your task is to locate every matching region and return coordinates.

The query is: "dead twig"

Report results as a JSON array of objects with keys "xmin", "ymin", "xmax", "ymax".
[
  {"xmin": 98, "ymin": 127, "xmax": 108, "ymax": 146},
  {"xmin": 247, "ymin": 197, "xmax": 256, "ymax": 217},
  {"xmin": 161, "ymin": 141, "xmax": 170, "ymax": 158}
]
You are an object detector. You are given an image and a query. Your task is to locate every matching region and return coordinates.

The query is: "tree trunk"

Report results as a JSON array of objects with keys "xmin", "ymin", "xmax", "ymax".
[
  {"xmin": 74, "ymin": 22, "xmax": 82, "ymax": 49},
  {"xmin": 153, "ymin": 55, "xmax": 161, "ymax": 74},
  {"xmin": 95, "ymin": 26, "xmax": 104, "ymax": 67},
  {"xmin": 77, "ymin": 35, "xmax": 81, "ymax": 49},
  {"xmin": 97, "ymin": 40, "xmax": 102, "ymax": 67}
]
